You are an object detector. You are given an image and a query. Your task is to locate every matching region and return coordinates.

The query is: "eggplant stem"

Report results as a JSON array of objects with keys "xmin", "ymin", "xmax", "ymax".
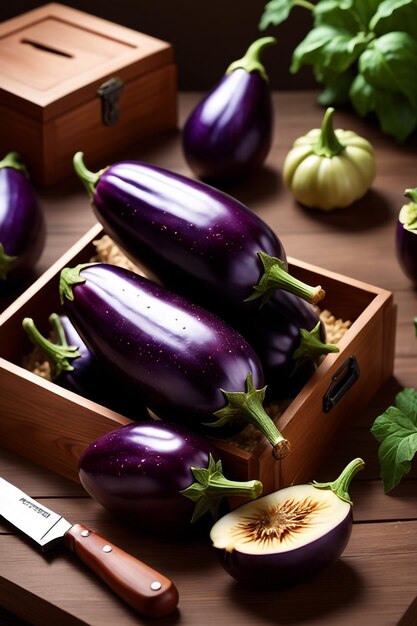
[
  {"xmin": 245, "ymin": 251, "xmax": 325, "ymax": 306},
  {"xmin": 49, "ymin": 313, "xmax": 69, "ymax": 347},
  {"xmin": 405, "ymin": 187, "xmax": 417, "ymax": 205},
  {"xmin": 0, "ymin": 151, "xmax": 28, "ymax": 176},
  {"xmin": 0, "ymin": 243, "xmax": 19, "ymax": 280},
  {"xmin": 208, "ymin": 372, "xmax": 290, "ymax": 460},
  {"xmin": 314, "ymin": 108, "xmax": 345, "ymax": 158},
  {"xmin": 22, "ymin": 317, "xmax": 81, "ymax": 378},
  {"xmin": 180, "ymin": 454, "xmax": 263, "ymax": 523},
  {"xmin": 226, "ymin": 36, "xmax": 277, "ymax": 81},
  {"xmin": 59, "ymin": 263, "xmax": 92, "ymax": 304},
  {"xmin": 292, "ymin": 321, "xmax": 339, "ymax": 364},
  {"xmin": 399, "ymin": 193, "xmax": 417, "ymax": 232},
  {"xmin": 312, "ymin": 457, "xmax": 365, "ymax": 505},
  {"xmin": 73, "ymin": 152, "xmax": 106, "ymax": 200}
]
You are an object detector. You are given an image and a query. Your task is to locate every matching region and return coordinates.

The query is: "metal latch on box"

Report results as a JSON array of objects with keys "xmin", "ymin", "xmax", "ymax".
[
  {"xmin": 322, "ymin": 355, "xmax": 360, "ymax": 412},
  {"xmin": 97, "ymin": 77, "xmax": 124, "ymax": 125}
]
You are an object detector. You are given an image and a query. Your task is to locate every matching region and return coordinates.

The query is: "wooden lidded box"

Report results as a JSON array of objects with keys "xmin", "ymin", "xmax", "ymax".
[
  {"xmin": 0, "ymin": 224, "xmax": 396, "ymax": 493},
  {"xmin": 0, "ymin": 3, "xmax": 177, "ymax": 187}
]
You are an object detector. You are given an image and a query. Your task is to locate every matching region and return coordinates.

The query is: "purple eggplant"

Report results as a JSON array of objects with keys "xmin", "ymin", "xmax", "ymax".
[
  {"xmin": 247, "ymin": 292, "xmax": 338, "ymax": 401},
  {"xmin": 78, "ymin": 420, "xmax": 263, "ymax": 535},
  {"xmin": 22, "ymin": 314, "xmax": 145, "ymax": 420},
  {"xmin": 396, "ymin": 187, "xmax": 417, "ymax": 283},
  {"xmin": 0, "ymin": 152, "xmax": 45, "ymax": 284},
  {"xmin": 59, "ymin": 262, "xmax": 290, "ymax": 459},
  {"xmin": 182, "ymin": 37, "xmax": 276, "ymax": 182},
  {"xmin": 210, "ymin": 458, "xmax": 364, "ymax": 588},
  {"xmin": 73, "ymin": 152, "xmax": 324, "ymax": 310}
]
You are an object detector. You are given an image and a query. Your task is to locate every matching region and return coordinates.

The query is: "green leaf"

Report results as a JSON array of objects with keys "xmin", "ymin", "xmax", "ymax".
[
  {"xmin": 291, "ymin": 25, "xmax": 372, "ymax": 74},
  {"xmin": 370, "ymin": 0, "xmax": 417, "ymax": 39},
  {"xmin": 314, "ymin": 0, "xmax": 365, "ymax": 32},
  {"xmin": 317, "ymin": 68, "xmax": 355, "ymax": 105},
  {"xmin": 350, "ymin": 0, "xmax": 385, "ymax": 28},
  {"xmin": 259, "ymin": 0, "xmax": 299, "ymax": 29},
  {"xmin": 349, "ymin": 73, "xmax": 376, "ymax": 117},
  {"xmin": 359, "ymin": 32, "xmax": 417, "ymax": 109},
  {"xmin": 374, "ymin": 90, "xmax": 417, "ymax": 142},
  {"xmin": 396, "ymin": 387, "xmax": 417, "ymax": 421},
  {"xmin": 350, "ymin": 73, "xmax": 417, "ymax": 142},
  {"xmin": 371, "ymin": 388, "xmax": 417, "ymax": 492}
]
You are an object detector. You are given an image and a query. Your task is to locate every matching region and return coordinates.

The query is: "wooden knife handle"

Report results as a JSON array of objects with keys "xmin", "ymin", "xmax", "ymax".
[{"xmin": 63, "ymin": 523, "xmax": 179, "ymax": 618}]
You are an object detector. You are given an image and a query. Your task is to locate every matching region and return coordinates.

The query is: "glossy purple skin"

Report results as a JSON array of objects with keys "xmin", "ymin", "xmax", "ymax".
[
  {"xmin": 396, "ymin": 221, "xmax": 417, "ymax": 283},
  {"xmin": 182, "ymin": 69, "xmax": 273, "ymax": 182},
  {"xmin": 246, "ymin": 291, "xmax": 324, "ymax": 400},
  {"xmin": 0, "ymin": 165, "xmax": 45, "ymax": 282},
  {"xmin": 56, "ymin": 315, "xmax": 144, "ymax": 419},
  {"xmin": 92, "ymin": 161, "xmax": 286, "ymax": 311},
  {"xmin": 79, "ymin": 421, "xmax": 219, "ymax": 533},
  {"xmin": 215, "ymin": 509, "xmax": 352, "ymax": 588},
  {"xmin": 62, "ymin": 263, "xmax": 264, "ymax": 425}
]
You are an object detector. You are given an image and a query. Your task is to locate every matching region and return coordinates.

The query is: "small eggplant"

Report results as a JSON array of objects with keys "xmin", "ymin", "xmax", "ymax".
[
  {"xmin": 22, "ymin": 314, "xmax": 145, "ymax": 420},
  {"xmin": 59, "ymin": 262, "xmax": 290, "ymax": 459},
  {"xmin": 74, "ymin": 152, "xmax": 324, "ymax": 309},
  {"xmin": 210, "ymin": 458, "xmax": 364, "ymax": 588},
  {"xmin": 78, "ymin": 421, "xmax": 263, "ymax": 535},
  {"xmin": 396, "ymin": 187, "xmax": 417, "ymax": 283},
  {"xmin": 247, "ymin": 292, "xmax": 339, "ymax": 401},
  {"xmin": 0, "ymin": 152, "xmax": 45, "ymax": 284},
  {"xmin": 182, "ymin": 37, "xmax": 276, "ymax": 182}
]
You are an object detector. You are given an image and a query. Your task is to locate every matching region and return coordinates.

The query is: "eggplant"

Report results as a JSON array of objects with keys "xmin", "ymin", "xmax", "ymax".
[
  {"xmin": 22, "ymin": 314, "xmax": 145, "ymax": 420},
  {"xmin": 396, "ymin": 187, "xmax": 417, "ymax": 283},
  {"xmin": 182, "ymin": 37, "xmax": 276, "ymax": 182},
  {"xmin": 247, "ymin": 292, "xmax": 338, "ymax": 401},
  {"xmin": 0, "ymin": 152, "xmax": 45, "ymax": 284},
  {"xmin": 210, "ymin": 458, "xmax": 364, "ymax": 588},
  {"xmin": 73, "ymin": 152, "xmax": 325, "ymax": 311},
  {"xmin": 59, "ymin": 262, "xmax": 290, "ymax": 459},
  {"xmin": 78, "ymin": 420, "xmax": 263, "ymax": 535}
]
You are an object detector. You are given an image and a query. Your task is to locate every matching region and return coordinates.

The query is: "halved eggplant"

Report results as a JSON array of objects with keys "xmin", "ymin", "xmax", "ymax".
[{"xmin": 210, "ymin": 458, "xmax": 364, "ymax": 587}]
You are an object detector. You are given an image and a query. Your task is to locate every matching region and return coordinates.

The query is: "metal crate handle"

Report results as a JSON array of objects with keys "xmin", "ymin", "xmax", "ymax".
[{"xmin": 323, "ymin": 355, "xmax": 360, "ymax": 413}]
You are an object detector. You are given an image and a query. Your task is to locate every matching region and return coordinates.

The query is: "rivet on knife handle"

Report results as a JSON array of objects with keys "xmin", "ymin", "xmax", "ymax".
[{"xmin": 63, "ymin": 524, "xmax": 179, "ymax": 617}]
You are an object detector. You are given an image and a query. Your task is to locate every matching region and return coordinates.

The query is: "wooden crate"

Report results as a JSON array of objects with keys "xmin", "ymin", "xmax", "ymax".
[
  {"xmin": 0, "ymin": 3, "xmax": 177, "ymax": 187},
  {"xmin": 0, "ymin": 223, "xmax": 396, "ymax": 492}
]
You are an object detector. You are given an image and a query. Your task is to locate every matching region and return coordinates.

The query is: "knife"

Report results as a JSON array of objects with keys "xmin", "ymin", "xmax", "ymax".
[{"xmin": 0, "ymin": 477, "xmax": 179, "ymax": 618}]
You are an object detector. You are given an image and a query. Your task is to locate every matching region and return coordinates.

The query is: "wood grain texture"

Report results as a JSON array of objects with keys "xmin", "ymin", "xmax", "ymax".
[{"xmin": 0, "ymin": 91, "xmax": 417, "ymax": 625}]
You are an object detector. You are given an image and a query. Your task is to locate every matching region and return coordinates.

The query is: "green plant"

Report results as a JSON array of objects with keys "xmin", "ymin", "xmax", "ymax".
[{"xmin": 259, "ymin": 0, "xmax": 417, "ymax": 142}]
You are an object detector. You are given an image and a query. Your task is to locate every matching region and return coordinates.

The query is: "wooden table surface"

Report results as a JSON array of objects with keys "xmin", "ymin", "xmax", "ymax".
[{"xmin": 1, "ymin": 91, "xmax": 417, "ymax": 626}]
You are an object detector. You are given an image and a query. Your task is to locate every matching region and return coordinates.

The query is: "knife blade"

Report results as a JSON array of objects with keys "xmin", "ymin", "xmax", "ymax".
[{"xmin": 0, "ymin": 477, "xmax": 179, "ymax": 618}]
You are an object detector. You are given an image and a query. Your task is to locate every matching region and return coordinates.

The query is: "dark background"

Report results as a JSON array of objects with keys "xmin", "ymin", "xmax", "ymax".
[{"xmin": 1, "ymin": 1, "xmax": 317, "ymax": 90}]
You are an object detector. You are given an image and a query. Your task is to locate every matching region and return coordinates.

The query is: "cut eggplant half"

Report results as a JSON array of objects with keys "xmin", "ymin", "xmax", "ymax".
[{"xmin": 210, "ymin": 458, "xmax": 364, "ymax": 587}]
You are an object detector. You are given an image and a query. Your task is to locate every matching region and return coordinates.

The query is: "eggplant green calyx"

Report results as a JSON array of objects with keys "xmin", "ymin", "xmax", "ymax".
[
  {"xmin": 246, "ymin": 251, "xmax": 325, "ymax": 306},
  {"xmin": 22, "ymin": 317, "xmax": 81, "ymax": 378},
  {"xmin": 226, "ymin": 36, "xmax": 277, "ymax": 81},
  {"xmin": 0, "ymin": 151, "xmax": 29, "ymax": 177},
  {"xmin": 399, "ymin": 188, "xmax": 417, "ymax": 232},
  {"xmin": 73, "ymin": 152, "xmax": 107, "ymax": 200},
  {"xmin": 312, "ymin": 457, "xmax": 365, "ymax": 505},
  {"xmin": 313, "ymin": 108, "xmax": 345, "ymax": 158},
  {"xmin": 0, "ymin": 244, "xmax": 18, "ymax": 280},
  {"xmin": 180, "ymin": 454, "xmax": 263, "ymax": 523},
  {"xmin": 207, "ymin": 372, "xmax": 290, "ymax": 460},
  {"xmin": 293, "ymin": 322, "xmax": 339, "ymax": 365},
  {"xmin": 59, "ymin": 263, "xmax": 91, "ymax": 304}
]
